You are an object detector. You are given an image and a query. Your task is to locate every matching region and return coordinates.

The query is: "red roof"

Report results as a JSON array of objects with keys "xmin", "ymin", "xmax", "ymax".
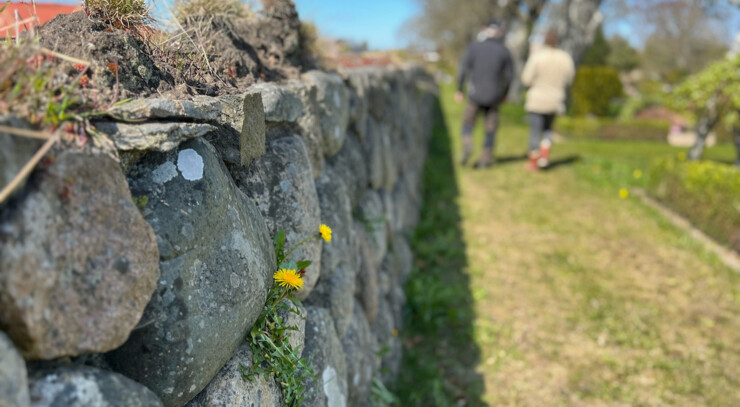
[{"xmin": 0, "ymin": 2, "xmax": 80, "ymax": 37}]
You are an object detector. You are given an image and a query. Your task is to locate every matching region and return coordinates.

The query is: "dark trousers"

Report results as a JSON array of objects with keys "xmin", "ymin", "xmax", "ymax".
[
  {"xmin": 462, "ymin": 102, "xmax": 499, "ymax": 149},
  {"xmin": 528, "ymin": 112, "xmax": 556, "ymax": 152}
]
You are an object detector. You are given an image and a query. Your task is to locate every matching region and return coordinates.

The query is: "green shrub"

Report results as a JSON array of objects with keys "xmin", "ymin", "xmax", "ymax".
[
  {"xmin": 556, "ymin": 117, "xmax": 669, "ymax": 142},
  {"xmin": 647, "ymin": 158, "xmax": 740, "ymax": 252},
  {"xmin": 570, "ymin": 66, "xmax": 623, "ymax": 117}
]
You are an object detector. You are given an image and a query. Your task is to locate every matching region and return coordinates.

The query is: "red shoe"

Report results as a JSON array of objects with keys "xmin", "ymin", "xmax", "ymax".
[
  {"xmin": 538, "ymin": 141, "xmax": 551, "ymax": 168},
  {"xmin": 526, "ymin": 152, "xmax": 539, "ymax": 171}
]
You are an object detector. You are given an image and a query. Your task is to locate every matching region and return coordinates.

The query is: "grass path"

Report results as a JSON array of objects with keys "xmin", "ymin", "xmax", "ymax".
[{"xmin": 399, "ymin": 84, "xmax": 740, "ymax": 406}]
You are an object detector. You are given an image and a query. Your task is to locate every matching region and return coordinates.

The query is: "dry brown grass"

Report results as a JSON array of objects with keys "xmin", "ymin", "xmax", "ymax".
[
  {"xmin": 173, "ymin": 0, "xmax": 254, "ymax": 23},
  {"xmin": 83, "ymin": 0, "xmax": 153, "ymax": 30}
]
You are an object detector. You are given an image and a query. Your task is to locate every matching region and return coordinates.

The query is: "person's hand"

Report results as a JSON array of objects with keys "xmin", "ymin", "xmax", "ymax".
[{"xmin": 454, "ymin": 91, "xmax": 464, "ymax": 103}]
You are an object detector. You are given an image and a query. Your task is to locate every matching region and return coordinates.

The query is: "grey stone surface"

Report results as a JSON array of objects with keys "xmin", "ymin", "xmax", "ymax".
[
  {"xmin": 355, "ymin": 190, "xmax": 388, "ymax": 267},
  {"xmin": 341, "ymin": 302, "xmax": 376, "ymax": 407},
  {"xmin": 0, "ymin": 151, "xmax": 159, "ymax": 360},
  {"xmin": 305, "ymin": 265, "xmax": 355, "ymax": 339},
  {"xmin": 294, "ymin": 84, "xmax": 325, "ymax": 179},
  {"xmin": 370, "ymin": 297, "xmax": 402, "ymax": 386},
  {"xmin": 106, "ymin": 138, "xmax": 275, "ymax": 407},
  {"xmin": 302, "ymin": 71, "xmax": 349, "ymax": 157},
  {"xmin": 249, "ymin": 82, "xmax": 304, "ymax": 123},
  {"xmin": 278, "ymin": 299, "xmax": 307, "ymax": 356},
  {"xmin": 302, "ymin": 307, "xmax": 348, "ymax": 407},
  {"xmin": 93, "ymin": 121, "xmax": 217, "ymax": 152},
  {"xmin": 353, "ymin": 220, "xmax": 378, "ymax": 323},
  {"xmin": 187, "ymin": 342, "xmax": 282, "ymax": 407},
  {"xmin": 326, "ymin": 132, "xmax": 367, "ymax": 209},
  {"xmin": 207, "ymin": 92, "xmax": 266, "ymax": 166},
  {"xmin": 232, "ymin": 135, "xmax": 321, "ymax": 300},
  {"xmin": 105, "ymin": 98, "xmax": 221, "ymax": 122},
  {"xmin": 0, "ymin": 116, "xmax": 42, "ymax": 202},
  {"xmin": 28, "ymin": 366, "xmax": 162, "ymax": 407},
  {"xmin": 391, "ymin": 235, "xmax": 414, "ymax": 283},
  {"xmin": 314, "ymin": 167, "xmax": 355, "ymax": 277},
  {"xmin": 0, "ymin": 331, "xmax": 29, "ymax": 407},
  {"xmin": 362, "ymin": 118, "xmax": 385, "ymax": 190}
]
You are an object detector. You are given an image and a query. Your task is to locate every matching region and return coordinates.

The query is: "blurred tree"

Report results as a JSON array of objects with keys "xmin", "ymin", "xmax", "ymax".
[
  {"xmin": 606, "ymin": 35, "xmax": 640, "ymax": 72},
  {"xmin": 671, "ymin": 56, "xmax": 740, "ymax": 161},
  {"xmin": 552, "ymin": 0, "xmax": 606, "ymax": 65},
  {"xmin": 581, "ymin": 24, "xmax": 610, "ymax": 66}
]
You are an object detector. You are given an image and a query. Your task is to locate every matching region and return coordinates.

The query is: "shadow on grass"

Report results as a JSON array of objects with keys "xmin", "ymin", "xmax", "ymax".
[
  {"xmin": 396, "ymin": 101, "xmax": 486, "ymax": 406},
  {"xmin": 495, "ymin": 153, "xmax": 528, "ymax": 165},
  {"xmin": 541, "ymin": 155, "xmax": 581, "ymax": 171}
]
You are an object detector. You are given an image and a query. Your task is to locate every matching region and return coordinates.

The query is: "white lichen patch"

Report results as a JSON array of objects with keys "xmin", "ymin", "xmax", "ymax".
[
  {"xmin": 177, "ymin": 149, "xmax": 204, "ymax": 181},
  {"xmin": 322, "ymin": 366, "xmax": 346, "ymax": 407},
  {"xmin": 152, "ymin": 161, "xmax": 178, "ymax": 184}
]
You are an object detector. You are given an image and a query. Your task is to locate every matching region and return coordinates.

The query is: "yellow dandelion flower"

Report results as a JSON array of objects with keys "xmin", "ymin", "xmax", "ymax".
[
  {"xmin": 633, "ymin": 169, "xmax": 643, "ymax": 179},
  {"xmin": 391, "ymin": 329, "xmax": 398, "ymax": 337},
  {"xmin": 619, "ymin": 188, "xmax": 629, "ymax": 199},
  {"xmin": 319, "ymin": 224, "xmax": 332, "ymax": 243},
  {"xmin": 273, "ymin": 269, "xmax": 304, "ymax": 290},
  {"xmin": 678, "ymin": 151, "xmax": 687, "ymax": 161}
]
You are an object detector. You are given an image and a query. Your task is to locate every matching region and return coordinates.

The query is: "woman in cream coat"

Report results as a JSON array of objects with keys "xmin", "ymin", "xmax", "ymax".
[{"xmin": 521, "ymin": 29, "xmax": 575, "ymax": 170}]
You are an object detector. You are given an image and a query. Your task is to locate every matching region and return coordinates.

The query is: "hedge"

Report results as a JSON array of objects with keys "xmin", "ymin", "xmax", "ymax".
[
  {"xmin": 570, "ymin": 66, "xmax": 623, "ymax": 117},
  {"xmin": 646, "ymin": 158, "xmax": 740, "ymax": 253},
  {"xmin": 555, "ymin": 117, "xmax": 670, "ymax": 142}
]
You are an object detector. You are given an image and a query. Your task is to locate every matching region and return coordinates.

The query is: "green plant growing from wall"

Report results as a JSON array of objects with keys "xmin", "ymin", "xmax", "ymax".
[{"xmin": 240, "ymin": 224, "xmax": 332, "ymax": 406}]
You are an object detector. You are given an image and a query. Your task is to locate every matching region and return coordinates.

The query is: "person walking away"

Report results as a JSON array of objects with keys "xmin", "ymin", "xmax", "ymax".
[
  {"xmin": 521, "ymin": 29, "xmax": 575, "ymax": 170},
  {"xmin": 455, "ymin": 19, "xmax": 514, "ymax": 168}
]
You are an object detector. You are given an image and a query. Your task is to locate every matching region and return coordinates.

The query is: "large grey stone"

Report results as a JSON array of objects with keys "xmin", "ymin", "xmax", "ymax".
[
  {"xmin": 0, "ymin": 116, "xmax": 42, "ymax": 202},
  {"xmin": 314, "ymin": 167, "xmax": 355, "ymax": 278},
  {"xmin": 353, "ymin": 221, "xmax": 378, "ymax": 323},
  {"xmin": 207, "ymin": 92, "xmax": 266, "ymax": 167},
  {"xmin": 232, "ymin": 135, "xmax": 322, "ymax": 300},
  {"xmin": 362, "ymin": 118, "xmax": 385, "ymax": 190},
  {"xmin": 106, "ymin": 138, "xmax": 275, "ymax": 407},
  {"xmin": 302, "ymin": 307, "xmax": 348, "ymax": 407},
  {"xmin": 326, "ymin": 132, "xmax": 367, "ymax": 209},
  {"xmin": 0, "ymin": 331, "xmax": 29, "ymax": 407},
  {"xmin": 370, "ymin": 297, "xmax": 402, "ymax": 386},
  {"xmin": 341, "ymin": 302, "xmax": 377, "ymax": 407},
  {"xmin": 187, "ymin": 342, "xmax": 282, "ymax": 407},
  {"xmin": 249, "ymin": 82, "xmax": 304, "ymax": 123},
  {"xmin": 391, "ymin": 235, "xmax": 414, "ymax": 283},
  {"xmin": 294, "ymin": 84, "xmax": 326, "ymax": 179},
  {"xmin": 302, "ymin": 71, "xmax": 349, "ymax": 157},
  {"xmin": 0, "ymin": 152, "xmax": 159, "ymax": 360},
  {"xmin": 93, "ymin": 121, "xmax": 217, "ymax": 152},
  {"xmin": 305, "ymin": 265, "xmax": 355, "ymax": 339},
  {"xmin": 355, "ymin": 190, "xmax": 388, "ymax": 267},
  {"xmin": 28, "ymin": 366, "xmax": 162, "ymax": 407},
  {"xmin": 105, "ymin": 98, "xmax": 221, "ymax": 122},
  {"xmin": 341, "ymin": 69, "xmax": 371, "ymax": 141}
]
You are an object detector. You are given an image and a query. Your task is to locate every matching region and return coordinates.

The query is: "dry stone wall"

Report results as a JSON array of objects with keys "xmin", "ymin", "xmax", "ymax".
[{"xmin": 0, "ymin": 65, "xmax": 437, "ymax": 407}]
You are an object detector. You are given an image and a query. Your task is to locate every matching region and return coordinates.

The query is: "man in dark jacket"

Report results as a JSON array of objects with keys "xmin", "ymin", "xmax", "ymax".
[{"xmin": 455, "ymin": 19, "xmax": 514, "ymax": 167}]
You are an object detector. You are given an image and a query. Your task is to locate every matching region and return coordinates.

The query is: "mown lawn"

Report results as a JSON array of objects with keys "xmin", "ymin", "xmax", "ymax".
[{"xmin": 397, "ymin": 82, "xmax": 740, "ymax": 407}]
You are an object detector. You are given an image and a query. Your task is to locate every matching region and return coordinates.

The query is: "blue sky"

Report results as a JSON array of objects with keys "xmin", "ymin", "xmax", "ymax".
[{"xmin": 294, "ymin": 0, "xmax": 419, "ymax": 50}]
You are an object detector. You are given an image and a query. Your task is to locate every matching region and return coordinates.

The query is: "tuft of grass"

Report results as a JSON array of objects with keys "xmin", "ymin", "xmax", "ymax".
[
  {"xmin": 0, "ymin": 41, "xmax": 88, "ymax": 127},
  {"xmin": 83, "ymin": 0, "xmax": 153, "ymax": 30},
  {"xmin": 173, "ymin": 0, "xmax": 254, "ymax": 23}
]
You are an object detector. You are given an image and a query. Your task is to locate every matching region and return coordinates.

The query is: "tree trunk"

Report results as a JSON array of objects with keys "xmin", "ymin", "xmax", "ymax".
[
  {"xmin": 557, "ymin": 0, "xmax": 604, "ymax": 65},
  {"xmin": 689, "ymin": 98, "xmax": 718, "ymax": 161}
]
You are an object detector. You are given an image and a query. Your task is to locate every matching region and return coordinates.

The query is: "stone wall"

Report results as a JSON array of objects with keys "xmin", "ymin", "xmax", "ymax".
[{"xmin": 0, "ymin": 65, "xmax": 437, "ymax": 407}]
